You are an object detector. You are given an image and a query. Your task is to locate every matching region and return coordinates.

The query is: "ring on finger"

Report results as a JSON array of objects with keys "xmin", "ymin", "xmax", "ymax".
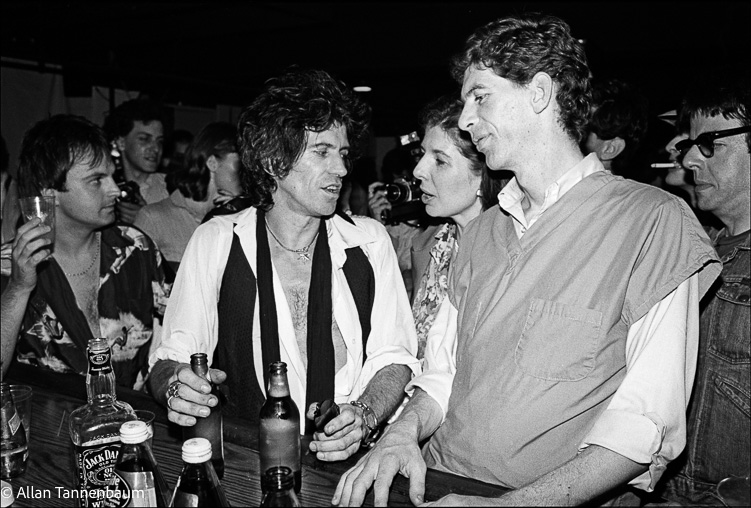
[{"xmin": 166, "ymin": 380, "xmax": 182, "ymax": 410}]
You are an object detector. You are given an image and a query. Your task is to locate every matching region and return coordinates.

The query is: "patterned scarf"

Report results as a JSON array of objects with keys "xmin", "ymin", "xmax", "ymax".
[{"xmin": 411, "ymin": 223, "xmax": 457, "ymax": 360}]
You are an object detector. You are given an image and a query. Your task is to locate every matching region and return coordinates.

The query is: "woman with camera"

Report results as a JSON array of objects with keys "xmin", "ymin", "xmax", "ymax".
[{"xmin": 369, "ymin": 96, "xmax": 508, "ymax": 359}]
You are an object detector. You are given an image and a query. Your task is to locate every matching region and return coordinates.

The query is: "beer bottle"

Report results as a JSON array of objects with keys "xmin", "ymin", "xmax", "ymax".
[
  {"xmin": 69, "ymin": 337, "xmax": 136, "ymax": 507},
  {"xmin": 114, "ymin": 421, "xmax": 170, "ymax": 507},
  {"xmin": 1, "ymin": 382, "xmax": 27, "ymax": 479},
  {"xmin": 260, "ymin": 466, "xmax": 301, "ymax": 507},
  {"xmin": 259, "ymin": 362, "xmax": 301, "ymax": 494},
  {"xmin": 171, "ymin": 438, "xmax": 229, "ymax": 507},
  {"xmin": 182, "ymin": 353, "xmax": 224, "ymax": 479}
]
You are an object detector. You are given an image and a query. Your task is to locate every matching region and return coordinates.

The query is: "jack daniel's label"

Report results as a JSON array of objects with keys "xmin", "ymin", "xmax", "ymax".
[
  {"xmin": 75, "ymin": 435, "xmax": 129, "ymax": 508},
  {"xmin": 89, "ymin": 349, "xmax": 113, "ymax": 374}
]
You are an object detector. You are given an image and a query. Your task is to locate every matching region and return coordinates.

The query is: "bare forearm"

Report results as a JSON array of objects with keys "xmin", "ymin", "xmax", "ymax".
[
  {"xmin": 1, "ymin": 284, "xmax": 32, "ymax": 376},
  {"xmin": 358, "ymin": 363, "xmax": 412, "ymax": 424},
  {"xmin": 493, "ymin": 445, "xmax": 648, "ymax": 506},
  {"xmin": 148, "ymin": 359, "xmax": 180, "ymax": 405},
  {"xmin": 390, "ymin": 387, "xmax": 444, "ymax": 443}
]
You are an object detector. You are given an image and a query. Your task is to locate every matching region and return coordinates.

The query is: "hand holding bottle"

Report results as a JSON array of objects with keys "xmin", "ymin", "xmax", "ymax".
[
  {"xmin": 307, "ymin": 403, "xmax": 369, "ymax": 462},
  {"xmin": 165, "ymin": 363, "xmax": 227, "ymax": 427}
]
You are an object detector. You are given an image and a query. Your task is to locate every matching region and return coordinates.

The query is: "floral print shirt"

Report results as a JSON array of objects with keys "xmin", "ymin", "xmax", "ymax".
[
  {"xmin": 411, "ymin": 223, "xmax": 456, "ymax": 360},
  {"xmin": 2, "ymin": 225, "xmax": 171, "ymax": 390}
]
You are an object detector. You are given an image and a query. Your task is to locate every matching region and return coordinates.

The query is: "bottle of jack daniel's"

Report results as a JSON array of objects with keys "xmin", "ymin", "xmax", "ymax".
[{"xmin": 69, "ymin": 337, "xmax": 136, "ymax": 507}]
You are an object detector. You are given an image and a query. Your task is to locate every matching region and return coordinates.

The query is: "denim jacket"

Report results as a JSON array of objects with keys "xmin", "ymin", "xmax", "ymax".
[{"xmin": 659, "ymin": 229, "xmax": 750, "ymax": 504}]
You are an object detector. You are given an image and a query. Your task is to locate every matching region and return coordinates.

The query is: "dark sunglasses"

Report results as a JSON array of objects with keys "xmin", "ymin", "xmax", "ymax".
[{"xmin": 675, "ymin": 126, "xmax": 751, "ymax": 158}]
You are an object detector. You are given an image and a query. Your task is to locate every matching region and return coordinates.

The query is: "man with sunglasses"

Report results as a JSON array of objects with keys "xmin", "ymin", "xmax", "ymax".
[{"xmin": 657, "ymin": 71, "xmax": 750, "ymax": 505}]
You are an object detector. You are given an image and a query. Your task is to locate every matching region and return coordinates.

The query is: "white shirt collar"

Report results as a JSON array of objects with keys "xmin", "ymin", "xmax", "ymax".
[
  {"xmin": 227, "ymin": 208, "xmax": 376, "ymax": 268},
  {"xmin": 497, "ymin": 153, "xmax": 605, "ymax": 235}
]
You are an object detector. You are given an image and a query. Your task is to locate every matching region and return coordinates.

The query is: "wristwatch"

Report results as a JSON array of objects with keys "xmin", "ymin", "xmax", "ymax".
[{"xmin": 350, "ymin": 400, "xmax": 380, "ymax": 448}]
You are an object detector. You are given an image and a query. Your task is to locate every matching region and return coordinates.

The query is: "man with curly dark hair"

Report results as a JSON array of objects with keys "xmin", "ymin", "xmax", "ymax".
[
  {"xmin": 149, "ymin": 69, "xmax": 420, "ymax": 462},
  {"xmin": 333, "ymin": 13, "xmax": 720, "ymax": 506}
]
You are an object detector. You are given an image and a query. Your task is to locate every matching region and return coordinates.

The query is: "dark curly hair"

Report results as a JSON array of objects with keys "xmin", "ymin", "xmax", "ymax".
[
  {"xmin": 102, "ymin": 98, "xmax": 165, "ymax": 141},
  {"xmin": 18, "ymin": 115, "xmax": 110, "ymax": 197},
  {"xmin": 168, "ymin": 122, "xmax": 237, "ymax": 202},
  {"xmin": 450, "ymin": 13, "xmax": 592, "ymax": 144},
  {"xmin": 587, "ymin": 78, "xmax": 649, "ymax": 172},
  {"xmin": 237, "ymin": 69, "xmax": 371, "ymax": 211},
  {"xmin": 419, "ymin": 95, "xmax": 509, "ymax": 210}
]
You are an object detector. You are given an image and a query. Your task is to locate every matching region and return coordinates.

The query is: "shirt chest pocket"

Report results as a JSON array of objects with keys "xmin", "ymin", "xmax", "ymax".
[
  {"xmin": 515, "ymin": 298, "xmax": 603, "ymax": 381},
  {"xmin": 716, "ymin": 276, "xmax": 750, "ymax": 306}
]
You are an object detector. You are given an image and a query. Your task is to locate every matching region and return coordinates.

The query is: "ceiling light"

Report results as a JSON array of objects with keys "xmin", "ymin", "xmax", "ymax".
[{"xmin": 353, "ymin": 85, "xmax": 372, "ymax": 93}]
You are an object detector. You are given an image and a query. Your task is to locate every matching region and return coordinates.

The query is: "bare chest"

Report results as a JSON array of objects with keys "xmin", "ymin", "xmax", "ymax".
[
  {"xmin": 271, "ymin": 244, "xmax": 346, "ymax": 371},
  {"xmin": 67, "ymin": 272, "xmax": 101, "ymax": 338}
]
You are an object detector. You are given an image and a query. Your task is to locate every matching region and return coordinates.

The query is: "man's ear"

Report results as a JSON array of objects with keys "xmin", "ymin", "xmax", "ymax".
[
  {"xmin": 599, "ymin": 137, "xmax": 626, "ymax": 161},
  {"xmin": 207, "ymin": 155, "xmax": 218, "ymax": 173},
  {"xmin": 530, "ymin": 72, "xmax": 554, "ymax": 114},
  {"xmin": 115, "ymin": 136, "xmax": 126, "ymax": 151}
]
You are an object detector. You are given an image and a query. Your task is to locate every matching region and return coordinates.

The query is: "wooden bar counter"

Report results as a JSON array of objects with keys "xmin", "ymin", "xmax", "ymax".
[{"xmin": 3, "ymin": 364, "xmax": 508, "ymax": 507}]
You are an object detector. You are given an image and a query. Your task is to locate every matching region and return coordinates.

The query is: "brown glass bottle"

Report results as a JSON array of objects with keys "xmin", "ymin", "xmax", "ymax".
[
  {"xmin": 114, "ymin": 421, "xmax": 171, "ymax": 507},
  {"xmin": 259, "ymin": 362, "xmax": 301, "ymax": 494},
  {"xmin": 170, "ymin": 438, "xmax": 230, "ymax": 507},
  {"xmin": 260, "ymin": 466, "xmax": 301, "ymax": 507},
  {"xmin": 182, "ymin": 353, "xmax": 224, "ymax": 479}
]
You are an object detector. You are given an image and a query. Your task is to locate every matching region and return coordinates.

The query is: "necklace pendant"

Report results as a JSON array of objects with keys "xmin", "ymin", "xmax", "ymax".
[{"xmin": 299, "ymin": 252, "xmax": 311, "ymax": 262}]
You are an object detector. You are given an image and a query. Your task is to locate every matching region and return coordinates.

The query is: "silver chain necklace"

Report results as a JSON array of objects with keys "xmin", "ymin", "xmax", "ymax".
[
  {"xmin": 266, "ymin": 224, "xmax": 318, "ymax": 262},
  {"xmin": 63, "ymin": 233, "xmax": 101, "ymax": 277}
]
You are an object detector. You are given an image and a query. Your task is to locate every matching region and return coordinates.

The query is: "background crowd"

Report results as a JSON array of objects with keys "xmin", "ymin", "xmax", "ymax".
[{"xmin": 0, "ymin": 6, "xmax": 748, "ymax": 507}]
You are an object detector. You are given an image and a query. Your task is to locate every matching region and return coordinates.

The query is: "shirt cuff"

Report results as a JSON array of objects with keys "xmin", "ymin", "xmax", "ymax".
[
  {"xmin": 148, "ymin": 341, "xmax": 193, "ymax": 370},
  {"xmin": 406, "ymin": 369, "xmax": 453, "ymax": 423},
  {"xmin": 580, "ymin": 409, "xmax": 667, "ymax": 491},
  {"xmin": 354, "ymin": 346, "xmax": 421, "ymax": 398}
]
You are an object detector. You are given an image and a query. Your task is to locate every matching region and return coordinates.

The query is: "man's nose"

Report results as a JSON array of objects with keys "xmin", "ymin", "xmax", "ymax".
[
  {"xmin": 458, "ymin": 102, "xmax": 475, "ymax": 132},
  {"xmin": 681, "ymin": 146, "xmax": 704, "ymax": 172},
  {"xmin": 104, "ymin": 177, "xmax": 120, "ymax": 197},
  {"xmin": 331, "ymin": 155, "xmax": 348, "ymax": 176}
]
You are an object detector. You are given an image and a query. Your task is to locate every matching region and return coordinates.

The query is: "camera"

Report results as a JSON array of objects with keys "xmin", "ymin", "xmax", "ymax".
[
  {"xmin": 376, "ymin": 177, "xmax": 423, "ymax": 206},
  {"xmin": 376, "ymin": 178, "xmax": 425, "ymax": 225},
  {"xmin": 117, "ymin": 181, "xmax": 141, "ymax": 204}
]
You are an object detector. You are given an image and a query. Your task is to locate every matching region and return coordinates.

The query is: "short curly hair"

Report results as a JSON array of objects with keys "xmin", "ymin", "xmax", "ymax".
[
  {"xmin": 451, "ymin": 13, "xmax": 592, "ymax": 144},
  {"xmin": 419, "ymin": 95, "xmax": 508, "ymax": 210},
  {"xmin": 102, "ymin": 98, "xmax": 165, "ymax": 141},
  {"xmin": 237, "ymin": 69, "xmax": 371, "ymax": 211},
  {"xmin": 587, "ymin": 78, "xmax": 649, "ymax": 172}
]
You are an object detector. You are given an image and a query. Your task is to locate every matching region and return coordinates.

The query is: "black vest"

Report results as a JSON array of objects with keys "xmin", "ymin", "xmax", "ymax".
[{"xmin": 213, "ymin": 213, "xmax": 375, "ymax": 422}]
